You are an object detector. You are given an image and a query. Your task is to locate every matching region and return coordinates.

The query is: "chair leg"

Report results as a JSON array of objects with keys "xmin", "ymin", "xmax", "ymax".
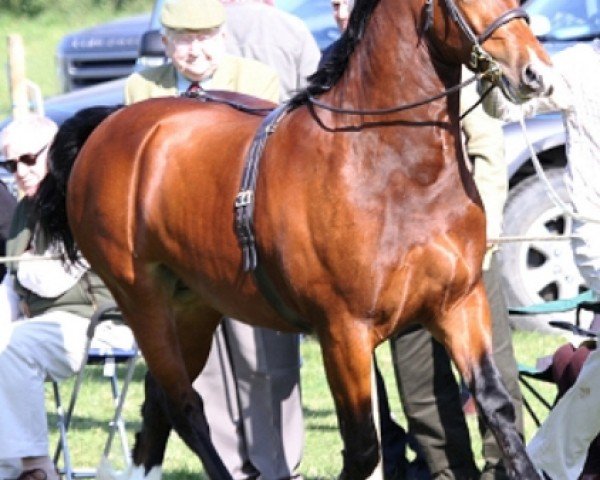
[
  {"xmin": 104, "ymin": 353, "xmax": 138, "ymax": 465},
  {"xmin": 52, "ymin": 353, "xmax": 137, "ymax": 478},
  {"xmin": 518, "ymin": 374, "xmax": 554, "ymax": 427},
  {"xmin": 52, "ymin": 380, "xmax": 74, "ymax": 480}
]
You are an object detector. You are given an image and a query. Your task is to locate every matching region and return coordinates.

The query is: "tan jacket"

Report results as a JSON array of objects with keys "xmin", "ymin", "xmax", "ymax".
[{"xmin": 124, "ymin": 55, "xmax": 279, "ymax": 104}]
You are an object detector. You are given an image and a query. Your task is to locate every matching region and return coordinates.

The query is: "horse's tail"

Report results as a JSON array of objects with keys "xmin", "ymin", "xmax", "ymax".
[{"xmin": 35, "ymin": 105, "xmax": 122, "ymax": 262}]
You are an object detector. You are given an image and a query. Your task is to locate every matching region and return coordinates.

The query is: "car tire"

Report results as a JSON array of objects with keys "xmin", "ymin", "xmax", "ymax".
[{"xmin": 500, "ymin": 168, "xmax": 586, "ymax": 330}]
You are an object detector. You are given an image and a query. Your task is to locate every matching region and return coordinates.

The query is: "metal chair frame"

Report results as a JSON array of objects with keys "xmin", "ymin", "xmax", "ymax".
[
  {"xmin": 50, "ymin": 303, "xmax": 138, "ymax": 480},
  {"xmin": 511, "ymin": 291, "xmax": 599, "ymax": 426}
]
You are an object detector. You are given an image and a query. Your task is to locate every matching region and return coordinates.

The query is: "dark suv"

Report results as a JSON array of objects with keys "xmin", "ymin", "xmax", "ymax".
[{"xmin": 3, "ymin": 0, "xmax": 600, "ymax": 319}]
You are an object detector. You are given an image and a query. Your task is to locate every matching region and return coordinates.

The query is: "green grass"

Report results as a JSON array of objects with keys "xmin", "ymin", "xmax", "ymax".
[
  {"xmin": 47, "ymin": 330, "xmax": 566, "ymax": 479},
  {"xmin": 0, "ymin": 0, "xmax": 150, "ymax": 118}
]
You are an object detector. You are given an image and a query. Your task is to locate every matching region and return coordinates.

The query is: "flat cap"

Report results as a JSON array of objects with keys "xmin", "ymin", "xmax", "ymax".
[{"xmin": 161, "ymin": 0, "xmax": 226, "ymax": 30}]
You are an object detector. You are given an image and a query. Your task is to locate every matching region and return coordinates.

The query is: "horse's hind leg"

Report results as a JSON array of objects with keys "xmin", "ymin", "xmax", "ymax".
[
  {"xmin": 124, "ymin": 372, "xmax": 172, "ymax": 479},
  {"xmin": 113, "ymin": 283, "xmax": 231, "ymax": 480},
  {"xmin": 318, "ymin": 320, "xmax": 380, "ymax": 480},
  {"xmin": 427, "ymin": 282, "xmax": 541, "ymax": 480}
]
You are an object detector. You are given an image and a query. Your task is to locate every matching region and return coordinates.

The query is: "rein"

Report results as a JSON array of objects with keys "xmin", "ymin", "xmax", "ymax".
[
  {"xmin": 308, "ymin": 74, "xmax": 479, "ymax": 117},
  {"xmin": 441, "ymin": 0, "xmax": 529, "ymax": 73},
  {"xmin": 182, "ymin": 89, "xmax": 275, "ymax": 116},
  {"xmin": 307, "ymin": 0, "xmax": 529, "ymax": 118}
]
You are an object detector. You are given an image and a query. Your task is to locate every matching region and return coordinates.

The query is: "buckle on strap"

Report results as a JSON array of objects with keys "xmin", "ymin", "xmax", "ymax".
[
  {"xmin": 235, "ymin": 190, "xmax": 254, "ymax": 208},
  {"xmin": 234, "ymin": 104, "xmax": 290, "ymax": 272}
]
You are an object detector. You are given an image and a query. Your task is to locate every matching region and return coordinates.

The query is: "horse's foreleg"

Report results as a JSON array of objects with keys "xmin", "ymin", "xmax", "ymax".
[
  {"xmin": 318, "ymin": 321, "xmax": 380, "ymax": 480},
  {"xmin": 427, "ymin": 282, "xmax": 541, "ymax": 480}
]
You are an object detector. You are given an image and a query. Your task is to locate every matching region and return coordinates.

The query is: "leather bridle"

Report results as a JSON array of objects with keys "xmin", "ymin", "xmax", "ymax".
[
  {"xmin": 307, "ymin": 0, "xmax": 530, "ymax": 118},
  {"xmin": 440, "ymin": 0, "xmax": 529, "ymax": 80}
]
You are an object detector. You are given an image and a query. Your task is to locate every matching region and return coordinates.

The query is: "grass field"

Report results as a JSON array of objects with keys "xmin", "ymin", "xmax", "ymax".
[{"xmin": 48, "ymin": 330, "xmax": 565, "ymax": 479}]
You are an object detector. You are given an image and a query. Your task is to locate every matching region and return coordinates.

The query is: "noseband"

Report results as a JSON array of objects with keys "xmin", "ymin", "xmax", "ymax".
[{"xmin": 438, "ymin": 0, "xmax": 530, "ymax": 81}]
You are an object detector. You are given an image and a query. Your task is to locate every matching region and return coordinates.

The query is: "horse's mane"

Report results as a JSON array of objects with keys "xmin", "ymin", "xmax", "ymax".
[{"xmin": 289, "ymin": 0, "xmax": 381, "ymax": 108}]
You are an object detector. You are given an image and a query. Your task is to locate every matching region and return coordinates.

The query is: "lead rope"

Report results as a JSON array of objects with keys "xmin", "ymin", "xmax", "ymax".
[
  {"xmin": 487, "ymin": 107, "xmax": 600, "ymax": 247},
  {"xmin": 516, "ymin": 112, "xmax": 600, "ymax": 225}
]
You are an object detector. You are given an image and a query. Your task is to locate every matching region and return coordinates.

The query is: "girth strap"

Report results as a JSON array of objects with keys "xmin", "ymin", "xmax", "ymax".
[
  {"xmin": 234, "ymin": 104, "xmax": 312, "ymax": 333},
  {"xmin": 235, "ymin": 104, "xmax": 288, "ymax": 271}
]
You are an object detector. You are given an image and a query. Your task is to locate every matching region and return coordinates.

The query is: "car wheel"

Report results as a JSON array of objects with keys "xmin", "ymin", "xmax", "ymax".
[{"xmin": 500, "ymin": 168, "xmax": 586, "ymax": 328}]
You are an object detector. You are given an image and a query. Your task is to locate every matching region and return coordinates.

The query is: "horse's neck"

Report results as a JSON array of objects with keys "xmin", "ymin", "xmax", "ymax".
[
  {"xmin": 318, "ymin": 0, "xmax": 466, "ymax": 193},
  {"xmin": 328, "ymin": 3, "xmax": 462, "ymax": 128}
]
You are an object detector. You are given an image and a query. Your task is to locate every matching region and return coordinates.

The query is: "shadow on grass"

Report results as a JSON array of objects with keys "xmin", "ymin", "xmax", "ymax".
[
  {"xmin": 47, "ymin": 412, "xmax": 142, "ymax": 431},
  {"xmin": 302, "ymin": 406, "xmax": 336, "ymax": 417}
]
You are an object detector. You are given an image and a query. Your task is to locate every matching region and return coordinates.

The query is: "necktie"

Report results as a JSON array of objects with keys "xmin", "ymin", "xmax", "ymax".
[{"xmin": 186, "ymin": 81, "xmax": 202, "ymax": 97}]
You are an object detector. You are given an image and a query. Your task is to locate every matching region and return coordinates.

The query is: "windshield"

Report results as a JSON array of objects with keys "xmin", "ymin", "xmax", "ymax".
[{"xmin": 525, "ymin": 0, "xmax": 600, "ymax": 40}]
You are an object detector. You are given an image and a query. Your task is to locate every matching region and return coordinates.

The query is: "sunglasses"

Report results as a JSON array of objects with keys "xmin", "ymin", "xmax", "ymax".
[{"xmin": 0, "ymin": 144, "xmax": 48, "ymax": 174}]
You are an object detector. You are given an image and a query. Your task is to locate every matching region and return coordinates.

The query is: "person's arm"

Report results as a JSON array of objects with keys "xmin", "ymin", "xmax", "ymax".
[
  {"xmin": 480, "ymin": 79, "xmax": 570, "ymax": 122},
  {"xmin": 461, "ymin": 82, "xmax": 507, "ymax": 244}
]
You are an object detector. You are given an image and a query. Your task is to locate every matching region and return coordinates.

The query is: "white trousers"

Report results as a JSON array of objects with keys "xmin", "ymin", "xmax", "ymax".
[
  {"xmin": 0, "ymin": 311, "xmax": 90, "ymax": 458},
  {"xmin": 0, "ymin": 310, "xmax": 133, "ymax": 461},
  {"xmin": 527, "ymin": 347, "xmax": 600, "ymax": 479}
]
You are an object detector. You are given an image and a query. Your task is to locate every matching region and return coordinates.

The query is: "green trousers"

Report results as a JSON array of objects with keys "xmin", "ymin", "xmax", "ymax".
[{"xmin": 390, "ymin": 254, "xmax": 524, "ymax": 480}]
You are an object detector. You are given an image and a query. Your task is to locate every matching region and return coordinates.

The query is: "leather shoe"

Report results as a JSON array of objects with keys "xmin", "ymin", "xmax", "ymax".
[{"xmin": 16, "ymin": 469, "xmax": 47, "ymax": 480}]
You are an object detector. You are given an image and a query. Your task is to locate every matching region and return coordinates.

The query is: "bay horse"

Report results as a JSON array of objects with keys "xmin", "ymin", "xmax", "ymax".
[{"xmin": 37, "ymin": 0, "xmax": 554, "ymax": 478}]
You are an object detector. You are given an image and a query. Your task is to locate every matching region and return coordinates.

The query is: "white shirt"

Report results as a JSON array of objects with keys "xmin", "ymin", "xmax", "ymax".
[{"xmin": 482, "ymin": 39, "xmax": 600, "ymax": 217}]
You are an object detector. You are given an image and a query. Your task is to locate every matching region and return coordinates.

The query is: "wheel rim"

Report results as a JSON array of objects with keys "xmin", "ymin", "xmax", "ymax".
[{"xmin": 516, "ymin": 205, "xmax": 586, "ymax": 302}]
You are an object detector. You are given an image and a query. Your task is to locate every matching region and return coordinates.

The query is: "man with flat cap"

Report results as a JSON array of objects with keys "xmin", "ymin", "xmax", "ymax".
[
  {"xmin": 124, "ymin": 1, "xmax": 305, "ymax": 479},
  {"xmin": 125, "ymin": 0, "xmax": 279, "ymax": 103}
]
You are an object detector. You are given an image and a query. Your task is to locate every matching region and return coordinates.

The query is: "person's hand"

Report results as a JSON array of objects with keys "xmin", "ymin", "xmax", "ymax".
[{"xmin": 477, "ymin": 77, "xmax": 495, "ymax": 97}]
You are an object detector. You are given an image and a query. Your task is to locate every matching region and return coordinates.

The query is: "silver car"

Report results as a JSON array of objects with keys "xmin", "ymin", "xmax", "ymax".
[{"xmin": 500, "ymin": 0, "xmax": 600, "ymax": 319}]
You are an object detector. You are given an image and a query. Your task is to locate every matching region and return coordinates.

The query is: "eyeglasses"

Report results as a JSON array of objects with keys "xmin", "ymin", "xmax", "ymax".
[{"xmin": 0, "ymin": 144, "xmax": 48, "ymax": 174}]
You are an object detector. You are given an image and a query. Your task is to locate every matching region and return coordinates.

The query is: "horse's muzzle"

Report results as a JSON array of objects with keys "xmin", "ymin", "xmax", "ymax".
[{"xmin": 501, "ymin": 58, "xmax": 554, "ymax": 104}]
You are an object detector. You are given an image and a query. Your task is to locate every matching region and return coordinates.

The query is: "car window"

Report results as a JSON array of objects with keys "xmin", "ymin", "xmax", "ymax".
[{"xmin": 525, "ymin": 0, "xmax": 600, "ymax": 40}]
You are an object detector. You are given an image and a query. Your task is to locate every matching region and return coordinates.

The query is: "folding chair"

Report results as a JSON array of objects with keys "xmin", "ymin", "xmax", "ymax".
[
  {"xmin": 50, "ymin": 302, "xmax": 139, "ymax": 480},
  {"xmin": 510, "ymin": 290, "xmax": 600, "ymax": 426}
]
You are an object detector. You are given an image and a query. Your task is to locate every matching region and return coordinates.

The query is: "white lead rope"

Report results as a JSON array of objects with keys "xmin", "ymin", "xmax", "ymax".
[
  {"xmin": 0, "ymin": 255, "xmax": 62, "ymax": 264},
  {"xmin": 488, "ymin": 108, "xmax": 600, "ymax": 246},
  {"xmin": 517, "ymin": 113, "xmax": 600, "ymax": 225}
]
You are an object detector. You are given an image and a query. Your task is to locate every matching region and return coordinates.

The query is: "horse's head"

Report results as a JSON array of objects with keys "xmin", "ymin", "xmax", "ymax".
[{"xmin": 425, "ymin": 0, "xmax": 554, "ymax": 103}]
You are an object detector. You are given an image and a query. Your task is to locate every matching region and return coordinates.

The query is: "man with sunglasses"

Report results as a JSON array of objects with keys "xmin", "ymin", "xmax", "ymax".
[{"xmin": 0, "ymin": 114, "xmax": 133, "ymax": 480}]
